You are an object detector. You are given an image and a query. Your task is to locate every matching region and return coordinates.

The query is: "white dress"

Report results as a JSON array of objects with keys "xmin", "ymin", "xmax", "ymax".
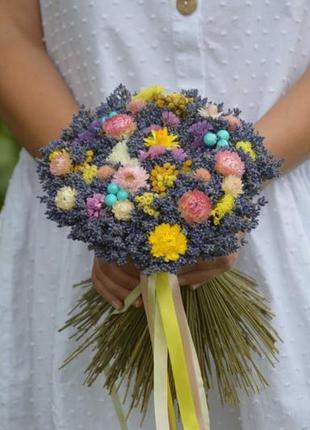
[{"xmin": 1, "ymin": 1, "xmax": 310, "ymax": 429}]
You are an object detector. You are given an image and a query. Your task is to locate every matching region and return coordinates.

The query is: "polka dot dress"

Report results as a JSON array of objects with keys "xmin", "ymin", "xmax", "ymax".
[{"xmin": 0, "ymin": 1, "xmax": 309, "ymax": 429}]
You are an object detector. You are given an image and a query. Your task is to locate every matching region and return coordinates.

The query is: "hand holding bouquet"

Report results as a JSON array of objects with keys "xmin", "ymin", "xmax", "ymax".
[{"xmin": 37, "ymin": 84, "xmax": 281, "ymax": 429}]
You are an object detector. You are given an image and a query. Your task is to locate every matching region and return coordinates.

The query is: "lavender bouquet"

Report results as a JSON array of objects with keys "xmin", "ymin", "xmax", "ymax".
[{"xmin": 37, "ymin": 85, "xmax": 281, "ymax": 429}]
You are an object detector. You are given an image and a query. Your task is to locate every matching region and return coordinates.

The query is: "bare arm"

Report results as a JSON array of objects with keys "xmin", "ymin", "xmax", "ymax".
[
  {"xmin": 0, "ymin": 0, "xmax": 78, "ymax": 157},
  {"xmin": 255, "ymin": 67, "xmax": 310, "ymax": 173}
]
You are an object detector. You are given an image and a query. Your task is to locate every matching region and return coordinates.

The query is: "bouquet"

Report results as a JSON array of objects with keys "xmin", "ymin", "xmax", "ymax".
[{"xmin": 37, "ymin": 84, "xmax": 281, "ymax": 429}]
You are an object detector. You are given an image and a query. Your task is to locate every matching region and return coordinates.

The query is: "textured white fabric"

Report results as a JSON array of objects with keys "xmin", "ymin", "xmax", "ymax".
[{"xmin": 1, "ymin": 1, "xmax": 310, "ymax": 429}]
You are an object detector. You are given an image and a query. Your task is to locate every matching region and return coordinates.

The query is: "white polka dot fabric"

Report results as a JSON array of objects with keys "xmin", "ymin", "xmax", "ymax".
[{"xmin": 0, "ymin": 1, "xmax": 310, "ymax": 429}]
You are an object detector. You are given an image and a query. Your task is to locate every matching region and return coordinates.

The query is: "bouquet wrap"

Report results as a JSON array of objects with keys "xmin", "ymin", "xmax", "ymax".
[{"xmin": 37, "ymin": 84, "xmax": 281, "ymax": 429}]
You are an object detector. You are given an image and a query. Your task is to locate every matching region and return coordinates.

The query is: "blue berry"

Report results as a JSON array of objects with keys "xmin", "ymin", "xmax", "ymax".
[
  {"xmin": 217, "ymin": 129, "xmax": 230, "ymax": 141},
  {"xmin": 117, "ymin": 189, "xmax": 129, "ymax": 201},
  {"xmin": 105, "ymin": 194, "xmax": 118, "ymax": 207},
  {"xmin": 203, "ymin": 132, "xmax": 217, "ymax": 146},
  {"xmin": 217, "ymin": 139, "xmax": 230, "ymax": 148},
  {"xmin": 107, "ymin": 183, "xmax": 119, "ymax": 195}
]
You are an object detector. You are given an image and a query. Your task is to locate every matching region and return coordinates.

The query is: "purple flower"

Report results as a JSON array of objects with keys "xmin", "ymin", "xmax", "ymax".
[
  {"xmin": 162, "ymin": 111, "xmax": 180, "ymax": 128},
  {"xmin": 171, "ymin": 148, "xmax": 187, "ymax": 161},
  {"xmin": 148, "ymin": 145, "xmax": 166, "ymax": 159},
  {"xmin": 87, "ymin": 193, "xmax": 104, "ymax": 218},
  {"xmin": 138, "ymin": 150, "xmax": 148, "ymax": 161},
  {"xmin": 189, "ymin": 120, "xmax": 212, "ymax": 148},
  {"xmin": 143, "ymin": 124, "xmax": 162, "ymax": 135}
]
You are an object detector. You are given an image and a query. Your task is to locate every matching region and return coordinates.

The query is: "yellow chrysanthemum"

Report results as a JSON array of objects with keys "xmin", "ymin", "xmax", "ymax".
[
  {"xmin": 211, "ymin": 193, "xmax": 235, "ymax": 225},
  {"xmin": 150, "ymin": 163, "xmax": 178, "ymax": 194},
  {"xmin": 148, "ymin": 223, "xmax": 187, "ymax": 262},
  {"xmin": 144, "ymin": 127, "xmax": 179, "ymax": 150},
  {"xmin": 235, "ymin": 141, "xmax": 256, "ymax": 160},
  {"xmin": 135, "ymin": 192, "xmax": 159, "ymax": 217},
  {"xmin": 86, "ymin": 150, "xmax": 94, "ymax": 163},
  {"xmin": 81, "ymin": 164, "xmax": 98, "ymax": 184},
  {"xmin": 132, "ymin": 85, "xmax": 165, "ymax": 102},
  {"xmin": 107, "ymin": 140, "xmax": 139, "ymax": 166}
]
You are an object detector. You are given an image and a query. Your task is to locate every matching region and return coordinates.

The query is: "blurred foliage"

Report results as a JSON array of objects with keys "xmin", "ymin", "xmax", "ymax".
[{"xmin": 0, "ymin": 122, "xmax": 20, "ymax": 208}]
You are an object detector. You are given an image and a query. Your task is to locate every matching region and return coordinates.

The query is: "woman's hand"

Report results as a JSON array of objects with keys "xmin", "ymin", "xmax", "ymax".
[
  {"xmin": 177, "ymin": 252, "xmax": 238, "ymax": 289},
  {"xmin": 92, "ymin": 257, "xmax": 140, "ymax": 309}
]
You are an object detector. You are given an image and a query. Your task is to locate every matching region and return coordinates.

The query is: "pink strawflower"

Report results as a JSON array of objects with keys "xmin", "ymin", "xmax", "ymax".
[
  {"xmin": 148, "ymin": 145, "xmax": 166, "ymax": 159},
  {"xmin": 162, "ymin": 111, "xmax": 181, "ymax": 128},
  {"xmin": 113, "ymin": 165, "xmax": 149, "ymax": 193},
  {"xmin": 50, "ymin": 152, "xmax": 72, "ymax": 176},
  {"xmin": 178, "ymin": 190, "xmax": 212, "ymax": 224},
  {"xmin": 222, "ymin": 114, "xmax": 242, "ymax": 131},
  {"xmin": 127, "ymin": 99, "xmax": 146, "ymax": 114},
  {"xmin": 194, "ymin": 168, "xmax": 211, "ymax": 182},
  {"xmin": 143, "ymin": 124, "xmax": 162, "ymax": 135},
  {"xmin": 87, "ymin": 193, "xmax": 104, "ymax": 218},
  {"xmin": 97, "ymin": 165, "xmax": 115, "ymax": 180},
  {"xmin": 215, "ymin": 151, "xmax": 245, "ymax": 177},
  {"xmin": 171, "ymin": 148, "xmax": 187, "ymax": 161},
  {"xmin": 102, "ymin": 114, "xmax": 136, "ymax": 139}
]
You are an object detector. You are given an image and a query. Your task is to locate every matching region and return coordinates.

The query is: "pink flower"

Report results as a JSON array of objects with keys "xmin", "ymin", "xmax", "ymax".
[
  {"xmin": 222, "ymin": 114, "xmax": 242, "ymax": 131},
  {"xmin": 127, "ymin": 99, "xmax": 146, "ymax": 114},
  {"xmin": 194, "ymin": 168, "xmax": 211, "ymax": 182},
  {"xmin": 162, "ymin": 111, "xmax": 180, "ymax": 128},
  {"xmin": 148, "ymin": 145, "xmax": 166, "ymax": 159},
  {"xmin": 171, "ymin": 148, "xmax": 187, "ymax": 161},
  {"xmin": 215, "ymin": 151, "xmax": 245, "ymax": 177},
  {"xmin": 87, "ymin": 193, "xmax": 104, "ymax": 218},
  {"xmin": 113, "ymin": 165, "xmax": 149, "ymax": 193},
  {"xmin": 138, "ymin": 150, "xmax": 148, "ymax": 161},
  {"xmin": 50, "ymin": 152, "xmax": 72, "ymax": 176},
  {"xmin": 143, "ymin": 124, "xmax": 162, "ymax": 135},
  {"xmin": 178, "ymin": 190, "xmax": 212, "ymax": 224},
  {"xmin": 97, "ymin": 165, "xmax": 115, "ymax": 180},
  {"xmin": 102, "ymin": 114, "xmax": 136, "ymax": 139}
]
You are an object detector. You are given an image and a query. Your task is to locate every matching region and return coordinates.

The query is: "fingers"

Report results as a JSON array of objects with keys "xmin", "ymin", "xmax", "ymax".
[
  {"xmin": 178, "ymin": 268, "xmax": 225, "ymax": 287},
  {"xmin": 92, "ymin": 259, "xmax": 140, "ymax": 309}
]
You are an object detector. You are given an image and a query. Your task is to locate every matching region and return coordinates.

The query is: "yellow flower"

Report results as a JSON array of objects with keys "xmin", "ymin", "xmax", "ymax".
[
  {"xmin": 55, "ymin": 186, "xmax": 77, "ymax": 210},
  {"xmin": 181, "ymin": 159, "xmax": 192, "ymax": 174},
  {"xmin": 86, "ymin": 150, "xmax": 94, "ymax": 163},
  {"xmin": 135, "ymin": 192, "xmax": 159, "ymax": 216},
  {"xmin": 210, "ymin": 194, "xmax": 235, "ymax": 225},
  {"xmin": 153, "ymin": 92, "xmax": 193, "ymax": 117},
  {"xmin": 82, "ymin": 164, "xmax": 98, "ymax": 184},
  {"xmin": 148, "ymin": 223, "xmax": 187, "ymax": 262},
  {"xmin": 144, "ymin": 127, "xmax": 179, "ymax": 149},
  {"xmin": 132, "ymin": 85, "xmax": 165, "ymax": 101},
  {"xmin": 235, "ymin": 141, "xmax": 256, "ymax": 160},
  {"xmin": 222, "ymin": 175, "xmax": 243, "ymax": 197},
  {"xmin": 150, "ymin": 163, "xmax": 178, "ymax": 194}
]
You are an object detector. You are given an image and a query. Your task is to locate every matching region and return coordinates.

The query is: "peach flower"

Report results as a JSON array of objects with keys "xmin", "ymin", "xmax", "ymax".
[
  {"xmin": 102, "ymin": 114, "xmax": 136, "ymax": 139},
  {"xmin": 97, "ymin": 165, "xmax": 115, "ymax": 180},
  {"xmin": 215, "ymin": 151, "xmax": 245, "ymax": 177},
  {"xmin": 178, "ymin": 190, "xmax": 211, "ymax": 224}
]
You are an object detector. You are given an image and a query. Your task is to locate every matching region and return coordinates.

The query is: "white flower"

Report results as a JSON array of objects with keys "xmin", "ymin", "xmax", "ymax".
[
  {"xmin": 107, "ymin": 140, "xmax": 139, "ymax": 166},
  {"xmin": 55, "ymin": 186, "xmax": 77, "ymax": 210},
  {"xmin": 222, "ymin": 175, "xmax": 243, "ymax": 197},
  {"xmin": 198, "ymin": 103, "xmax": 222, "ymax": 119},
  {"xmin": 112, "ymin": 200, "xmax": 134, "ymax": 221}
]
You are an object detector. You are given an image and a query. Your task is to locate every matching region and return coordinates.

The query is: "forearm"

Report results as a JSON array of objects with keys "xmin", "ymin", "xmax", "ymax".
[
  {"xmin": 0, "ymin": 29, "xmax": 78, "ymax": 157},
  {"xmin": 255, "ymin": 67, "xmax": 310, "ymax": 173}
]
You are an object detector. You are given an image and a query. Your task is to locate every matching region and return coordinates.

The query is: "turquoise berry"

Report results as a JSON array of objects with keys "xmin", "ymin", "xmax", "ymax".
[
  {"xmin": 109, "ymin": 111, "xmax": 118, "ymax": 117},
  {"xmin": 105, "ymin": 194, "xmax": 118, "ymax": 207},
  {"xmin": 100, "ymin": 116, "xmax": 107, "ymax": 123},
  {"xmin": 117, "ymin": 189, "xmax": 129, "ymax": 201},
  {"xmin": 203, "ymin": 132, "xmax": 217, "ymax": 146},
  {"xmin": 107, "ymin": 183, "xmax": 119, "ymax": 195},
  {"xmin": 217, "ymin": 129, "xmax": 230, "ymax": 141},
  {"xmin": 217, "ymin": 139, "xmax": 230, "ymax": 148}
]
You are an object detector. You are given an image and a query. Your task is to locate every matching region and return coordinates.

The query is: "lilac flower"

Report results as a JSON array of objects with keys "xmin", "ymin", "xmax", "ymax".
[
  {"xmin": 189, "ymin": 120, "xmax": 212, "ymax": 148},
  {"xmin": 87, "ymin": 193, "xmax": 104, "ymax": 218},
  {"xmin": 162, "ymin": 111, "xmax": 180, "ymax": 128},
  {"xmin": 148, "ymin": 145, "xmax": 166, "ymax": 159},
  {"xmin": 171, "ymin": 148, "xmax": 187, "ymax": 161}
]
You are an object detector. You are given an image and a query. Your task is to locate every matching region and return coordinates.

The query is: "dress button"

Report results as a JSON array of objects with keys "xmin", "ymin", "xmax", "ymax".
[{"xmin": 176, "ymin": 0, "xmax": 197, "ymax": 15}]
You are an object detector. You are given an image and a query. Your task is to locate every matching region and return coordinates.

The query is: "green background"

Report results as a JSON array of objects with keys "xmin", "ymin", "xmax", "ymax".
[{"xmin": 0, "ymin": 122, "xmax": 20, "ymax": 208}]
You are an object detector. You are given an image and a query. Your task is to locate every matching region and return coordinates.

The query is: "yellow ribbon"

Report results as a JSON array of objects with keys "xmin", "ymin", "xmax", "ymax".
[{"xmin": 155, "ymin": 272, "xmax": 201, "ymax": 430}]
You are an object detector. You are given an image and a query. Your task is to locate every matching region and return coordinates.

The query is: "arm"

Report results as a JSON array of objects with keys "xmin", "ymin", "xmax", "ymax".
[
  {"xmin": 0, "ymin": 0, "xmax": 78, "ymax": 157},
  {"xmin": 255, "ymin": 67, "xmax": 310, "ymax": 173}
]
